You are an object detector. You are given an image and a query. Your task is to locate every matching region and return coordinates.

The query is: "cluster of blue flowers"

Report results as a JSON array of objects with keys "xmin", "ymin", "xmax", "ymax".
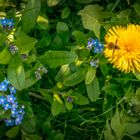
[
  {"xmin": 0, "ymin": 79, "xmax": 25, "ymax": 126},
  {"xmin": 87, "ymin": 38, "xmax": 104, "ymax": 53},
  {"xmin": 0, "ymin": 18, "xmax": 14, "ymax": 30}
]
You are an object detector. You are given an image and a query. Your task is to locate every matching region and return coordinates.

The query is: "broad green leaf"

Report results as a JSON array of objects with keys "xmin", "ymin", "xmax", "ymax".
[
  {"xmin": 0, "ymin": 70, "xmax": 5, "ymax": 82},
  {"xmin": 53, "ymin": 133, "xmax": 64, "ymax": 140},
  {"xmin": 65, "ymin": 100, "xmax": 73, "ymax": 110},
  {"xmin": 39, "ymin": 88, "xmax": 53, "ymax": 104},
  {"xmin": 38, "ymin": 35, "xmax": 51, "ymax": 48},
  {"xmin": 134, "ymin": 71, "xmax": 140, "ymax": 80},
  {"xmin": 37, "ymin": 15, "xmax": 49, "ymax": 30},
  {"xmin": 0, "ymin": 109, "xmax": 11, "ymax": 119},
  {"xmin": 133, "ymin": 3, "xmax": 140, "ymax": 17},
  {"xmin": 124, "ymin": 122, "xmax": 140, "ymax": 135},
  {"xmin": 47, "ymin": 0, "xmax": 61, "ymax": 7},
  {"xmin": 5, "ymin": 126, "xmax": 19, "ymax": 138},
  {"xmin": 61, "ymin": 7, "xmax": 70, "ymax": 19},
  {"xmin": 111, "ymin": 107, "xmax": 123, "ymax": 138},
  {"xmin": 0, "ymin": 32, "xmax": 6, "ymax": 46},
  {"xmin": 51, "ymin": 94, "xmax": 66, "ymax": 116},
  {"xmin": 22, "ymin": 116, "xmax": 36, "ymax": 133},
  {"xmin": 72, "ymin": 30, "xmax": 87, "ymax": 45},
  {"xmin": 13, "ymin": 36, "xmax": 37, "ymax": 53},
  {"xmin": 40, "ymin": 51, "xmax": 78, "ymax": 67},
  {"xmin": 24, "ymin": 134, "xmax": 41, "ymax": 140},
  {"xmin": 21, "ymin": 0, "xmax": 41, "ymax": 33},
  {"xmin": 85, "ymin": 66, "xmax": 96, "ymax": 85},
  {"xmin": 7, "ymin": 55, "xmax": 25, "ymax": 90},
  {"xmin": 73, "ymin": 92, "xmax": 89, "ymax": 105},
  {"xmin": 56, "ymin": 22, "xmax": 69, "ymax": 43},
  {"xmin": 86, "ymin": 77, "xmax": 100, "ymax": 102},
  {"xmin": 0, "ymin": 47, "xmax": 11, "ymax": 64},
  {"xmin": 78, "ymin": 4, "xmax": 113, "ymax": 38},
  {"xmin": 55, "ymin": 64, "xmax": 72, "ymax": 82},
  {"xmin": 102, "ymin": 83, "xmax": 121, "ymax": 96},
  {"xmin": 128, "ymin": 136, "xmax": 140, "ymax": 140},
  {"xmin": 51, "ymin": 35, "xmax": 64, "ymax": 50},
  {"xmin": 76, "ymin": 0, "xmax": 94, "ymax": 4},
  {"xmin": 24, "ymin": 70, "xmax": 38, "ymax": 89},
  {"xmin": 104, "ymin": 120, "xmax": 115, "ymax": 140},
  {"xmin": 63, "ymin": 67, "xmax": 87, "ymax": 87}
]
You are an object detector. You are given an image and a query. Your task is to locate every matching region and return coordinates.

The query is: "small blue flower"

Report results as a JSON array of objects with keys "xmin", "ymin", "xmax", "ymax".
[
  {"xmin": 11, "ymin": 109, "xmax": 19, "ymax": 118},
  {"xmin": 7, "ymin": 94, "xmax": 16, "ymax": 103},
  {"xmin": 4, "ymin": 119, "xmax": 15, "ymax": 126},
  {"xmin": 11, "ymin": 102, "xmax": 18, "ymax": 110},
  {"xmin": 15, "ymin": 115, "xmax": 23, "ymax": 125},
  {"xmin": 0, "ymin": 82, "xmax": 8, "ymax": 91},
  {"xmin": 9, "ymin": 86, "xmax": 16, "ymax": 94},
  {"xmin": 0, "ymin": 96, "xmax": 7, "ymax": 105},
  {"xmin": 3, "ymin": 79, "xmax": 10, "ymax": 86},
  {"xmin": 3, "ymin": 102, "xmax": 11, "ymax": 110},
  {"xmin": 18, "ymin": 108, "xmax": 25, "ymax": 115}
]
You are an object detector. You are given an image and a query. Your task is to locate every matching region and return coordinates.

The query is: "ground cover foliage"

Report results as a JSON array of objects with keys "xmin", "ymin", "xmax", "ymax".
[{"xmin": 0, "ymin": 0, "xmax": 140, "ymax": 139}]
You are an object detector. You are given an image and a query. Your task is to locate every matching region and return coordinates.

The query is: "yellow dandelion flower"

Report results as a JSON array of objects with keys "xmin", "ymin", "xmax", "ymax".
[{"xmin": 104, "ymin": 24, "xmax": 140, "ymax": 73}]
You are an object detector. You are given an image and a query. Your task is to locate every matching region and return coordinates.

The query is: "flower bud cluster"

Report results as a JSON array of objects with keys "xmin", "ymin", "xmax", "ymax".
[
  {"xmin": 0, "ymin": 79, "xmax": 25, "ymax": 126},
  {"xmin": 87, "ymin": 38, "xmax": 104, "ymax": 53},
  {"xmin": 35, "ymin": 66, "xmax": 48, "ymax": 80},
  {"xmin": 90, "ymin": 59, "xmax": 99, "ymax": 68},
  {"xmin": 9, "ymin": 45, "xmax": 19, "ymax": 55}
]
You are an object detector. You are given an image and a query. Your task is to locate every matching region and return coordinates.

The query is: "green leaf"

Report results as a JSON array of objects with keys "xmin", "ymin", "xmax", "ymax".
[
  {"xmin": 24, "ymin": 134, "xmax": 41, "ymax": 140},
  {"xmin": 124, "ymin": 122, "xmax": 140, "ymax": 135},
  {"xmin": 102, "ymin": 83, "xmax": 121, "ymax": 96},
  {"xmin": 111, "ymin": 107, "xmax": 123, "ymax": 138},
  {"xmin": 61, "ymin": 7, "xmax": 70, "ymax": 19},
  {"xmin": 5, "ymin": 126, "xmax": 19, "ymax": 138},
  {"xmin": 55, "ymin": 64, "xmax": 72, "ymax": 82},
  {"xmin": 0, "ymin": 109, "xmax": 11, "ymax": 119},
  {"xmin": 40, "ymin": 51, "xmax": 78, "ymax": 67},
  {"xmin": 47, "ymin": 0, "xmax": 61, "ymax": 7},
  {"xmin": 134, "ymin": 71, "xmax": 140, "ymax": 80},
  {"xmin": 53, "ymin": 133, "xmax": 64, "ymax": 140},
  {"xmin": 63, "ymin": 67, "xmax": 87, "ymax": 87},
  {"xmin": 0, "ymin": 32, "xmax": 6, "ymax": 46},
  {"xmin": 86, "ymin": 77, "xmax": 100, "ymax": 102},
  {"xmin": 78, "ymin": 4, "xmax": 113, "ymax": 38},
  {"xmin": 128, "ymin": 136, "xmax": 140, "ymax": 140},
  {"xmin": 76, "ymin": 0, "xmax": 94, "ymax": 4},
  {"xmin": 56, "ymin": 22, "xmax": 69, "ymax": 43},
  {"xmin": 72, "ymin": 30, "xmax": 87, "ymax": 45},
  {"xmin": 24, "ymin": 69, "xmax": 38, "ymax": 89},
  {"xmin": 7, "ymin": 55, "xmax": 25, "ymax": 90},
  {"xmin": 13, "ymin": 36, "xmax": 37, "ymax": 53},
  {"xmin": 22, "ymin": 116, "xmax": 36, "ymax": 133},
  {"xmin": 0, "ymin": 47, "xmax": 11, "ymax": 64},
  {"xmin": 65, "ymin": 100, "xmax": 73, "ymax": 110},
  {"xmin": 133, "ymin": 3, "xmax": 140, "ymax": 17},
  {"xmin": 39, "ymin": 88, "xmax": 53, "ymax": 104},
  {"xmin": 104, "ymin": 120, "xmax": 115, "ymax": 140},
  {"xmin": 85, "ymin": 66, "xmax": 96, "ymax": 85},
  {"xmin": 0, "ymin": 70, "xmax": 5, "ymax": 82},
  {"xmin": 51, "ymin": 94, "xmax": 66, "ymax": 116},
  {"xmin": 21, "ymin": 0, "xmax": 41, "ymax": 33},
  {"xmin": 73, "ymin": 92, "xmax": 89, "ymax": 105},
  {"xmin": 37, "ymin": 15, "xmax": 49, "ymax": 30},
  {"xmin": 51, "ymin": 35, "xmax": 64, "ymax": 50}
]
